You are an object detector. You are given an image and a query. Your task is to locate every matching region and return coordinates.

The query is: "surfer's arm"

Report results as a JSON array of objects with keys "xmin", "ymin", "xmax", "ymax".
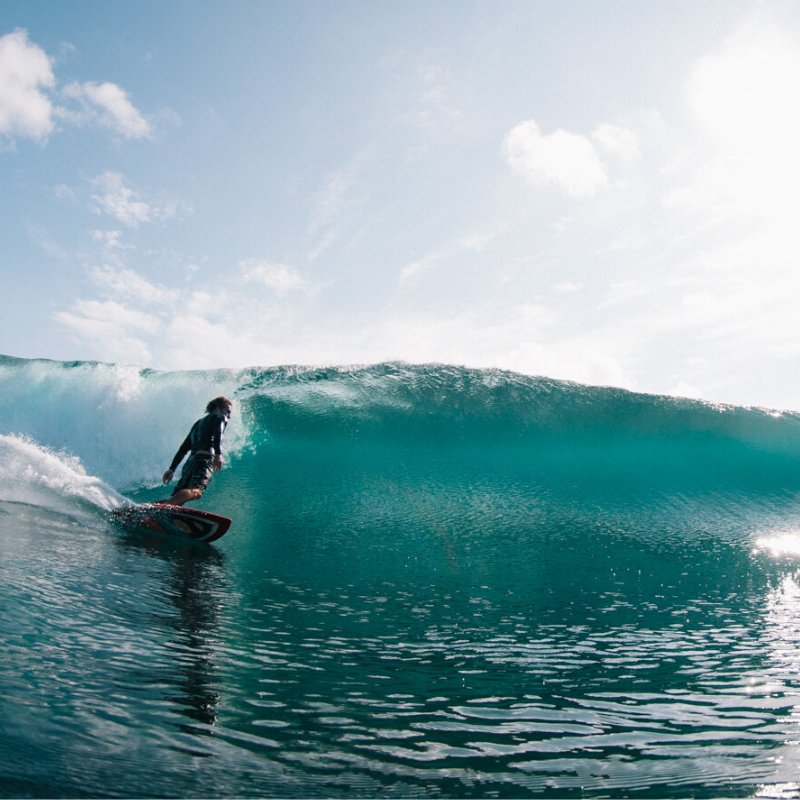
[
  {"xmin": 165, "ymin": 434, "xmax": 192, "ymax": 480},
  {"xmin": 211, "ymin": 413, "xmax": 225, "ymax": 471}
]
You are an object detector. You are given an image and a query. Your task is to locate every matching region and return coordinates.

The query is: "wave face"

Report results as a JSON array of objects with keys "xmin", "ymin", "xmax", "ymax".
[
  {"xmin": 4, "ymin": 354, "xmax": 800, "ymax": 529},
  {"xmin": 4, "ymin": 354, "xmax": 800, "ymax": 798}
]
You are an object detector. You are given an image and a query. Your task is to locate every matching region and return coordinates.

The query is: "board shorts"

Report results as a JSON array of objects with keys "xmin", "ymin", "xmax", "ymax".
[{"xmin": 173, "ymin": 453, "xmax": 215, "ymax": 495}]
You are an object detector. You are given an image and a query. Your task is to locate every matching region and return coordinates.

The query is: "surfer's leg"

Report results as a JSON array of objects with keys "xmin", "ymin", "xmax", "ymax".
[
  {"xmin": 162, "ymin": 487, "xmax": 203, "ymax": 506},
  {"xmin": 162, "ymin": 455, "xmax": 213, "ymax": 505}
]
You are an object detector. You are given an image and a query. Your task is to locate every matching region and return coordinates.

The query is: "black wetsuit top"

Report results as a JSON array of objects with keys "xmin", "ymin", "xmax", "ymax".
[{"xmin": 169, "ymin": 411, "xmax": 228, "ymax": 471}]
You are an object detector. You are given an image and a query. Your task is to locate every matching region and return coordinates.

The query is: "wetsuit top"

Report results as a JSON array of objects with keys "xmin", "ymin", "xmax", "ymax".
[{"xmin": 169, "ymin": 411, "xmax": 228, "ymax": 471}]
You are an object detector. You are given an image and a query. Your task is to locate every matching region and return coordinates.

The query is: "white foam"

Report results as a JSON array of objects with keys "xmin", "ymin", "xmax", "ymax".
[
  {"xmin": 0, "ymin": 359, "xmax": 246, "ymax": 491},
  {"xmin": 0, "ymin": 433, "xmax": 131, "ymax": 514}
]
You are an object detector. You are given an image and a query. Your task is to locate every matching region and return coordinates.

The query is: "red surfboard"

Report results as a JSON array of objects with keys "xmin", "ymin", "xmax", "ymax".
[{"xmin": 112, "ymin": 503, "xmax": 232, "ymax": 543}]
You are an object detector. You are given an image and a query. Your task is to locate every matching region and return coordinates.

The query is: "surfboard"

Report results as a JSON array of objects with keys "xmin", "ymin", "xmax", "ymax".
[{"xmin": 111, "ymin": 503, "xmax": 232, "ymax": 543}]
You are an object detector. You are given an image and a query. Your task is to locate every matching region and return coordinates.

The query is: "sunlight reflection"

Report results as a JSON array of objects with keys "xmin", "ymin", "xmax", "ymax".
[
  {"xmin": 763, "ymin": 573, "xmax": 800, "ymax": 667},
  {"xmin": 755, "ymin": 783, "xmax": 800, "ymax": 799},
  {"xmin": 755, "ymin": 533, "xmax": 800, "ymax": 557},
  {"xmin": 753, "ymin": 571, "xmax": 800, "ymax": 789}
]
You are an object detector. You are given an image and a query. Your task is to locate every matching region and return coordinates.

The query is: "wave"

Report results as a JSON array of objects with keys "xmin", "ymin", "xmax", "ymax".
[
  {"xmin": 2, "ymin": 355, "xmax": 800, "ymax": 532},
  {"xmin": 6, "ymin": 354, "xmax": 800, "ymax": 800}
]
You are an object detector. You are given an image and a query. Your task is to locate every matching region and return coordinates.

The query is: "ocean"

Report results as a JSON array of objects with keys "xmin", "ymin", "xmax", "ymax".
[{"xmin": 3, "ymin": 354, "xmax": 800, "ymax": 798}]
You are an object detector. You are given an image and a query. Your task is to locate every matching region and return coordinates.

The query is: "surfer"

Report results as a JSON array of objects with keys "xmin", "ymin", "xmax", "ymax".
[{"xmin": 159, "ymin": 396, "xmax": 233, "ymax": 506}]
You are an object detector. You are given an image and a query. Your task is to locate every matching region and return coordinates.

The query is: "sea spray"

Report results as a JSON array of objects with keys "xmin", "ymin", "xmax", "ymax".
[
  {"xmin": 0, "ymin": 355, "xmax": 247, "ymax": 489},
  {"xmin": 0, "ymin": 433, "xmax": 129, "ymax": 514}
]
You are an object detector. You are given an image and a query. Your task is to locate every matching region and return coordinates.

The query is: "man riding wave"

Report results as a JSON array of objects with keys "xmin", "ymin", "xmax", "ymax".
[{"xmin": 160, "ymin": 396, "xmax": 233, "ymax": 506}]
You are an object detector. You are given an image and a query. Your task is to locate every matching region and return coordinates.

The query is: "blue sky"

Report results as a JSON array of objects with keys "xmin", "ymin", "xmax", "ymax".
[{"xmin": 6, "ymin": 0, "xmax": 800, "ymax": 408}]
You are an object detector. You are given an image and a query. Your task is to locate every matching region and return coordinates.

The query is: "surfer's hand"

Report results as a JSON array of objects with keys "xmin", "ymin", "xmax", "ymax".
[
  {"xmin": 213, "ymin": 455, "xmax": 223, "ymax": 472},
  {"xmin": 162, "ymin": 469, "xmax": 174, "ymax": 484}
]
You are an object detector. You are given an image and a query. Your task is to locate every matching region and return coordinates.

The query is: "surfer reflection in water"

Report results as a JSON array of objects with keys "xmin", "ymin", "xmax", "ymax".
[{"xmin": 159, "ymin": 396, "xmax": 233, "ymax": 507}]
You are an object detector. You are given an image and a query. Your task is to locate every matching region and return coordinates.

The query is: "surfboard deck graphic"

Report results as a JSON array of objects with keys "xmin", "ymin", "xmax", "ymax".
[{"xmin": 111, "ymin": 503, "xmax": 231, "ymax": 543}]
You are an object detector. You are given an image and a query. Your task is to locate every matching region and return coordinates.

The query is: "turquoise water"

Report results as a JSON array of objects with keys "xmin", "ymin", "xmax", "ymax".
[{"xmin": 4, "ymin": 355, "xmax": 800, "ymax": 797}]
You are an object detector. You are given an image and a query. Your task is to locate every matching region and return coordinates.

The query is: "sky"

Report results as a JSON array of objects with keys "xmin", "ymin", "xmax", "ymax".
[{"xmin": 5, "ymin": 0, "xmax": 800, "ymax": 409}]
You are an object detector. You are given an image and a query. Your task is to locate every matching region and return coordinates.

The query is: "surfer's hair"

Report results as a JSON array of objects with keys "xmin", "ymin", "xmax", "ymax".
[{"xmin": 206, "ymin": 396, "xmax": 232, "ymax": 414}]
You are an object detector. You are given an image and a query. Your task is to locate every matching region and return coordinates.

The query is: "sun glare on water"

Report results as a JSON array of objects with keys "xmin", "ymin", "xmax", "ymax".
[{"xmin": 754, "ymin": 532, "xmax": 800, "ymax": 557}]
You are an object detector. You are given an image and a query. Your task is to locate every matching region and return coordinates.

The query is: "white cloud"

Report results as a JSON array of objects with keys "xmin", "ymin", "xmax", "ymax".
[
  {"xmin": 162, "ymin": 314, "xmax": 256, "ymax": 371},
  {"xmin": 54, "ymin": 183, "xmax": 76, "ymax": 202},
  {"xmin": 0, "ymin": 29, "xmax": 55, "ymax": 142},
  {"xmin": 503, "ymin": 337, "xmax": 631, "ymax": 388},
  {"xmin": 553, "ymin": 282, "xmax": 583, "ymax": 294},
  {"xmin": 400, "ymin": 230, "xmax": 494, "ymax": 284},
  {"xmin": 61, "ymin": 80, "xmax": 151, "ymax": 140},
  {"xmin": 400, "ymin": 251, "xmax": 443, "ymax": 284},
  {"xmin": 53, "ymin": 249, "xmax": 643, "ymax": 388},
  {"xmin": 55, "ymin": 259, "xmax": 286, "ymax": 370},
  {"xmin": 61, "ymin": 298, "xmax": 160, "ymax": 333},
  {"xmin": 312, "ymin": 304, "xmax": 634, "ymax": 389},
  {"xmin": 453, "ymin": 232, "xmax": 494, "ymax": 251},
  {"xmin": 668, "ymin": 382, "xmax": 707, "ymax": 400},
  {"xmin": 309, "ymin": 160, "xmax": 362, "ymax": 235},
  {"xmin": 401, "ymin": 61, "xmax": 463, "ymax": 149},
  {"xmin": 504, "ymin": 120, "xmax": 608, "ymax": 197},
  {"xmin": 592, "ymin": 123, "xmax": 640, "ymax": 163},
  {"xmin": 89, "ymin": 230, "xmax": 134, "ymax": 250},
  {"xmin": 89, "ymin": 172, "xmax": 152, "ymax": 227},
  {"xmin": 305, "ymin": 151, "xmax": 379, "ymax": 262},
  {"xmin": 54, "ymin": 263, "xmax": 211, "ymax": 366},
  {"xmin": 89, "ymin": 265, "xmax": 179, "ymax": 305},
  {"xmin": 55, "ymin": 300, "xmax": 159, "ymax": 364},
  {"xmin": 0, "ymin": 29, "xmax": 153, "ymax": 146},
  {"xmin": 88, "ymin": 172, "xmax": 184, "ymax": 228},
  {"xmin": 241, "ymin": 259, "xmax": 307, "ymax": 294},
  {"xmin": 306, "ymin": 155, "xmax": 370, "ymax": 262},
  {"xmin": 598, "ymin": 280, "xmax": 649, "ymax": 309}
]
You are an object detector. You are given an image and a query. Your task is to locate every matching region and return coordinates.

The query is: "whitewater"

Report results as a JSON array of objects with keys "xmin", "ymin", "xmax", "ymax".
[{"xmin": 4, "ymin": 354, "xmax": 800, "ymax": 798}]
